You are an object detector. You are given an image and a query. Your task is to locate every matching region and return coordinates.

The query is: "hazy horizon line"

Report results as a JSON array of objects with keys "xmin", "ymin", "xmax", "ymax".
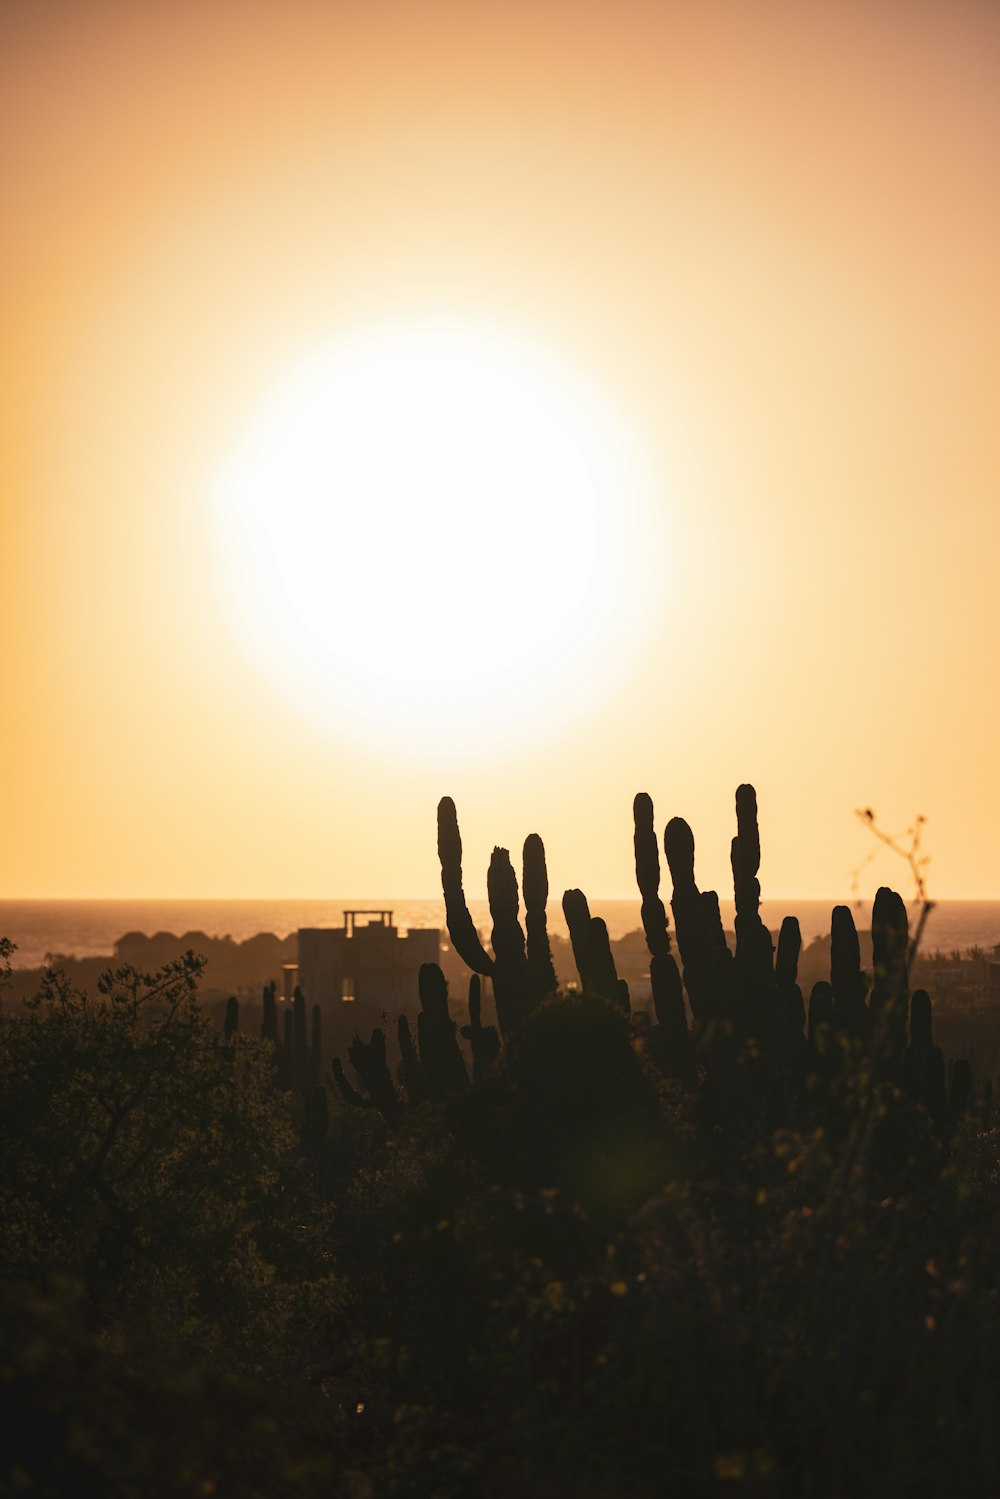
[{"xmin": 4, "ymin": 893, "xmax": 1000, "ymax": 905}]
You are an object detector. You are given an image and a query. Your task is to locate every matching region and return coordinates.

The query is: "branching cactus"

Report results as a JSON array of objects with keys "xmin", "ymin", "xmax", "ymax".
[
  {"xmin": 416, "ymin": 962, "xmax": 470, "ymax": 1096},
  {"xmin": 436, "ymin": 797, "xmax": 536, "ymax": 1034},
  {"xmin": 633, "ymin": 792, "xmax": 694, "ymax": 1081},
  {"xmin": 461, "ymin": 974, "xmax": 501, "ymax": 1082},
  {"xmin": 331, "ymin": 1030, "xmax": 401, "ymax": 1126},
  {"xmin": 523, "ymin": 833, "xmax": 558, "ymax": 1005},
  {"xmin": 831, "ymin": 906, "xmax": 867, "ymax": 1033}
]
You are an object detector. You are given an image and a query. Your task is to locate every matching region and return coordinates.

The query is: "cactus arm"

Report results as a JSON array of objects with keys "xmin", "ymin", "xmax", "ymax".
[
  {"xmin": 633, "ymin": 792, "xmax": 673, "ymax": 960},
  {"xmin": 437, "ymin": 797, "xmax": 495, "ymax": 974},
  {"xmin": 330, "ymin": 1057, "xmax": 375, "ymax": 1110}
]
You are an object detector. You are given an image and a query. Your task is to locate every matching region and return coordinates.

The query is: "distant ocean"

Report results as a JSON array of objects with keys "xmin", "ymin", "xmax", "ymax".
[{"xmin": 2, "ymin": 898, "xmax": 1000, "ymax": 970}]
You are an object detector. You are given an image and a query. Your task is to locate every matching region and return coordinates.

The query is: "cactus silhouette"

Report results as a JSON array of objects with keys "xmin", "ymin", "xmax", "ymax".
[
  {"xmin": 460, "ymin": 974, "xmax": 501, "ymax": 1081},
  {"xmin": 397, "ymin": 1014, "xmax": 429, "ymax": 1105},
  {"xmin": 437, "ymin": 798, "xmax": 542, "ymax": 1034},
  {"xmin": 632, "ymin": 792, "xmax": 694, "ymax": 1081},
  {"xmin": 416, "ymin": 963, "xmax": 470, "ymax": 1096},
  {"xmin": 775, "ymin": 916, "xmax": 805, "ymax": 1037},
  {"xmin": 903, "ymin": 988, "xmax": 933, "ymax": 1101},
  {"xmin": 223, "ymin": 995, "xmax": 239, "ymax": 1041},
  {"xmin": 664, "ymin": 817, "xmax": 731, "ymax": 1022},
  {"xmin": 871, "ymin": 886, "xmax": 909, "ymax": 1063},
  {"xmin": 437, "ymin": 797, "xmax": 494, "ymax": 974},
  {"xmin": 561, "ymin": 889, "xmax": 624, "ymax": 1007},
  {"xmin": 332, "ymin": 1029, "xmax": 401, "ymax": 1126},
  {"xmin": 261, "ymin": 980, "xmax": 278, "ymax": 1044},
  {"xmin": 831, "ymin": 905, "xmax": 867, "ymax": 1032},
  {"xmin": 523, "ymin": 833, "xmax": 558, "ymax": 1005},
  {"xmin": 426, "ymin": 784, "xmax": 973, "ymax": 1179},
  {"xmin": 731, "ymin": 783, "xmax": 774, "ymax": 1013},
  {"xmin": 808, "ymin": 980, "xmax": 834, "ymax": 1039},
  {"xmin": 487, "ymin": 847, "xmax": 531, "ymax": 1033}
]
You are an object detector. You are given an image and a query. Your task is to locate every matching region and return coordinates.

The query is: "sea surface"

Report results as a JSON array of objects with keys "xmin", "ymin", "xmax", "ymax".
[{"xmin": 2, "ymin": 898, "xmax": 999, "ymax": 970}]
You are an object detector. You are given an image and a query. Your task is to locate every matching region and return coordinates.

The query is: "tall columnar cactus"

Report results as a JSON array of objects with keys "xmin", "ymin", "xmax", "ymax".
[
  {"xmin": 416, "ymin": 963, "xmax": 470, "ymax": 1096},
  {"xmin": 332, "ymin": 1029, "xmax": 401, "ymax": 1126},
  {"xmin": 261, "ymin": 981, "xmax": 278, "ymax": 1044},
  {"xmin": 460, "ymin": 974, "xmax": 501, "ymax": 1081},
  {"xmin": 664, "ymin": 817, "xmax": 731, "ymax": 1022},
  {"xmin": 561, "ymin": 889, "xmax": 625, "ymax": 1009},
  {"xmin": 522, "ymin": 833, "xmax": 558, "ymax": 1005},
  {"xmin": 487, "ymin": 847, "xmax": 530, "ymax": 1028},
  {"xmin": 562, "ymin": 888, "xmax": 596, "ymax": 995},
  {"xmin": 633, "ymin": 793, "xmax": 694, "ymax": 1081},
  {"xmin": 293, "ymin": 986, "xmax": 309, "ymax": 1091},
  {"xmin": 903, "ymin": 988, "xmax": 933, "ymax": 1100},
  {"xmin": 807, "ymin": 981, "xmax": 834, "ymax": 1039},
  {"xmin": 224, "ymin": 995, "xmax": 239, "ymax": 1041},
  {"xmin": 831, "ymin": 906, "xmax": 867, "ymax": 1033},
  {"xmin": 730, "ymin": 783, "xmax": 774, "ymax": 1003},
  {"xmin": 437, "ymin": 797, "xmax": 494, "ymax": 974},
  {"xmin": 871, "ymin": 887, "xmax": 909, "ymax": 1062},
  {"xmin": 775, "ymin": 917, "xmax": 805, "ymax": 1036}
]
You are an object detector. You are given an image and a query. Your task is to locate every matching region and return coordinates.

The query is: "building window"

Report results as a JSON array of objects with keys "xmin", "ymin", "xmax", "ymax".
[{"xmin": 341, "ymin": 976, "xmax": 355, "ymax": 1001}]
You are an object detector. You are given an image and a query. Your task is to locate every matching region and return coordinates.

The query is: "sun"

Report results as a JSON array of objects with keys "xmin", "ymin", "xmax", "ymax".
[{"xmin": 212, "ymin": 318, "xmax": 659, "ymax": 755}]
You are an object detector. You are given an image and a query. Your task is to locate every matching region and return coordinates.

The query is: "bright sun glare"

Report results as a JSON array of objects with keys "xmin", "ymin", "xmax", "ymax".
[{"xmin": 213, "ymin": 320, "xmax": 659, "ymax": 754}]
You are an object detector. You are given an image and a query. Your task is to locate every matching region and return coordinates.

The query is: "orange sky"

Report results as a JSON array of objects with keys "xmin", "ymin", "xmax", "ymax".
[{"xmin": 2, "ymin": 0, "xmax": 999, "ymax": 902}]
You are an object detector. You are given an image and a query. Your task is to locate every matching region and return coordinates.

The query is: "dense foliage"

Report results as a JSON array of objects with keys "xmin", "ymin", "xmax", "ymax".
[{"xmin": 2, "ymin": 788, "xmax": 1000, "ymax": 1497}]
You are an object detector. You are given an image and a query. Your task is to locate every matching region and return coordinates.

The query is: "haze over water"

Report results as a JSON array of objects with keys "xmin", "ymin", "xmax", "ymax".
[{"xmin": 5, "ymin": 898, "xmax": 1000, "ymax": 971}]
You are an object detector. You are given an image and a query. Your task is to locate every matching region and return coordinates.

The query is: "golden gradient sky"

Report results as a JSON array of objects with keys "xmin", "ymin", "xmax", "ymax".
[{"xmin": 3, "ymin": 0, "xmax": 999, "ymax": 901}]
